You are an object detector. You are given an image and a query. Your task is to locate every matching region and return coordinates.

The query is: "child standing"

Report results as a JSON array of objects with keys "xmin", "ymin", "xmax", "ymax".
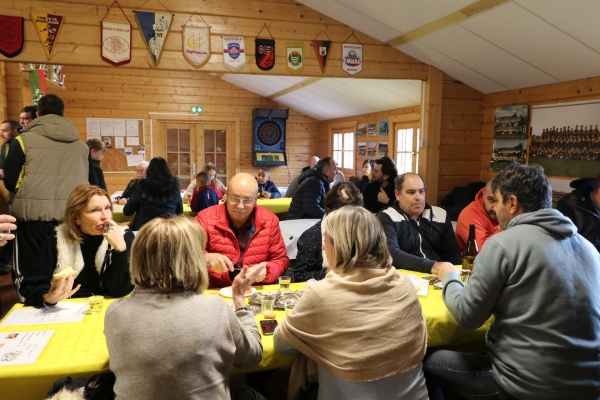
[
  {"xmin": 257, "ymin": 168, "xmax": 281, "ymax": 198},
  {"xmin": 87, "ymin": 138, "xmax": 107, "ymax": 191},
  {"xmin": 190, "ymin": 171, "xmax": 218, "ymax": 212}
]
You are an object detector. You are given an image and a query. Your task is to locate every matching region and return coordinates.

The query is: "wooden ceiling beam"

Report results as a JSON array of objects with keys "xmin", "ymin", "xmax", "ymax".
[
  {"xmin": 268, "ymin": 77, "xmax": 323, "ymax": 99},
  {"xmin": 386, "ymin": 0, "xmax": 509, "ymax": 48}
]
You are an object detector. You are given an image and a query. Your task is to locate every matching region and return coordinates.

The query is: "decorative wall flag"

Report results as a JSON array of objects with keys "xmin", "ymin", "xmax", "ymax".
[
  {"xmin": 286, "ymin": 42, "xmax": 304, "ymax": 75},
  {"xmin": 342, "ymin": 43, "xmax": 363, "ymax": 75},
  {"xmin": 31, "ymin": 13, "xmax": 64, "ymax": 60},
  {"xmin": 0, "ymin": 15, "xmax": 24, "ymax": 58},
  {"xmin": 223, "ymin": 36, "xmax": 246, "ymax": 72},
  {"xmin": 101, "ymin": 21, "xmax": 131, "ymax": 66},
  {"xmin": 29, "ymin": 70, "xmax": 47, "ymax": 105},
  {"xmin": 183, "ymin": 26, "xmax": 210, "ymax": 67},
  {"xmin": 134, "ymin": 11, "xmax": 173, "ymax": 66},
  {"xmin": 255, "ymin": 38, "xmax": 275, "ymax": 71},
  {"xmin": 313, "ymin": 40, "xmax": 331, "ymax": 73}
]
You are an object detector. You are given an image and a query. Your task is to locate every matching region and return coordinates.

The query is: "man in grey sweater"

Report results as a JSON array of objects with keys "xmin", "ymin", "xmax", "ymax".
[{"xmin": 424, "ymin": 163, "xmax": 600, "ymax": 400}]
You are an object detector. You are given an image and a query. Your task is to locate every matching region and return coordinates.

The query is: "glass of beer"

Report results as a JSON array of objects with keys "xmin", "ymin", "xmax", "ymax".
[
  {"xmin": 278, "ymin": 276, "xmax": 291, "ymax": 292},
  {"xmin": 88, "ymin": 295, "xmax": 104, "ymax": 315}
]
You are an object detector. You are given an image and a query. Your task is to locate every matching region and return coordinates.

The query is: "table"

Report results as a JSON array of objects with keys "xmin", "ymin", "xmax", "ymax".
[
  {"xmin": 0, "ymin": 273, "xmax": 490, "ymax": 399},
  {"xmin": 111, "ymin": 198, "xmax": 292, "ymax": 224}
]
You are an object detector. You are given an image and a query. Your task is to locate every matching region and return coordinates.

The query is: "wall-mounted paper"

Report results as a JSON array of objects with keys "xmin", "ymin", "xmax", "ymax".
[
  {"xmin": 126, "ymin": 120, "xmax": 139, "ymax": 136},
  {"xmin": 115, "ymin": 137, "xmax": 124, "ymax": 148},
  {"xmin": 113, "ymin": 119, "xmax": 126, "ymax": 137},
  {"xmin": 126, "ymin": 137, "xmax": 139, "ymax": 146},
  {"xmin": 101, "ymin": 119, "xmax": 113, "ymax": 136},
  {"xmin": 127, "ymin": 154, "xmax": 144, "ymax": 167},
  {"xmin": 86, "ymin": 119, "xmax": 101, "ymax": 139}
]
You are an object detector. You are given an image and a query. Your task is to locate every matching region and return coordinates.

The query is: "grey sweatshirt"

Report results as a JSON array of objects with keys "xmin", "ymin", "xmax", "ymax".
[{"xmin": 442, "ymin": 208, "xmax": 600, "ymax": 400}]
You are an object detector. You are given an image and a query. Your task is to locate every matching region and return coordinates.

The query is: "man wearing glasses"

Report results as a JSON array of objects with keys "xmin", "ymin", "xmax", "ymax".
[
  {"xmin": 19, "ymin": 105, "xmax": 37, "ymax": 129},
  {"xmin": 194, "ymin": 173, "xmax": 289, "ymax": 288}
]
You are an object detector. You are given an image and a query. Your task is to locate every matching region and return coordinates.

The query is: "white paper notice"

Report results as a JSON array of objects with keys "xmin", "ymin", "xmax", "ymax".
[
  {"xmin": 126, "ymin": 137, "xmax": 139, "ymax": 146},
  {"xmin": 115, "ymin": 137, "xmax": 125, "ymax": 149},
  {"xmin": 86, "ymin": 119, "xmax": 101, "ymax": 139},
  {"xmin": 0, "ymin": 330, "xmax": 54, "ymax": 366},
  {"xmin": 127, "ymin": 154, "xmax": 144, "ymax": 167},
  {"xmin": 0, "ymin": 302, "xmax": 88, "ymax": 326},
  {"xmin": 126, "ymin": 120, "xmax": 139, "ymax": 136},
  {"xmin": 113, "ymin": 119, "xmax": 126, "ymax": 137},
  {"xmin": 101, "ymin": 119, "xmax": 114, "ymax": 136}
]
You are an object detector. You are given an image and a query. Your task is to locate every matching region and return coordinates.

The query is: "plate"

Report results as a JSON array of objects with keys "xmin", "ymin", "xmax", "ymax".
[{"xmin": 219, "ymin": 286, "xmax": 256, "ymax": 298}]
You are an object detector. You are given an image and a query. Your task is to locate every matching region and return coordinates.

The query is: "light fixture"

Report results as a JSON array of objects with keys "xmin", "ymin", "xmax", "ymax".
[{"xmin": 190, "ymin": 106, "xmax": 203, "ymax": 114}]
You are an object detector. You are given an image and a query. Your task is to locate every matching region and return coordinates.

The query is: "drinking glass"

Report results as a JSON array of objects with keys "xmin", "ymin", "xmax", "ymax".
[
  {"xmin": 261, "ymin": 297, "xmax": 276, "ymax": 319},
  {"xmin": 88, "ymin": 295, "xmax": 104, "ymax": 315},
  {"xmin": 278, "ymin": 276, "xmax": 291, "ymax": 292}
]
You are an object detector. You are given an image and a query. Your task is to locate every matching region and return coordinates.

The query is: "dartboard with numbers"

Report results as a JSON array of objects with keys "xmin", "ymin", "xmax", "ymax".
[{"xmin": 256, "ymin": 120, "xmax": 283, "ymax": 147}]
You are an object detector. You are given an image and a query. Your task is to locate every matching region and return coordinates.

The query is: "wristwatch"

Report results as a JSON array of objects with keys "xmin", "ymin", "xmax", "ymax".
[{"xmin": 234, "ymin": 306, "xmax": 250, "ymax": 312}]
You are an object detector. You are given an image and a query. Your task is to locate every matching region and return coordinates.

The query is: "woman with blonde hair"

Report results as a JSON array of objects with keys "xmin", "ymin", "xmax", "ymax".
[
  {"xmin": 275, "ymin": 206, "xmax": 428, "ymax": 400},
  {"xmin": 19, "ymin": 185, "xmax": 134, "ymax": 308},
  {"xmin": 104, "ymin": 216, "xmax": 263, "ymax": 400}
]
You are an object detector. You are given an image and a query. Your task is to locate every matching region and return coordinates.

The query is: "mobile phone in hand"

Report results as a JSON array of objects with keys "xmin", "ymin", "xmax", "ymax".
[{"xmin": 259, "ymin": 320, "xmax": 278, "ymax": 336}]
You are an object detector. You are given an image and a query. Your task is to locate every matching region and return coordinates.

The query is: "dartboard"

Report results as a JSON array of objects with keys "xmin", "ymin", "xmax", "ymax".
[{"xmin": 257, "ymin": 120, "xmax": 282, "ymax": 147}]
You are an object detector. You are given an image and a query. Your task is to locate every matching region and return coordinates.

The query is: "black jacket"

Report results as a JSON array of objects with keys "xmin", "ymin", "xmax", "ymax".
[
  {"xmin": 92, "ymin": 159, "xmax": 107, "ymax": 191},
  {"xmin": 557, "ymin": 178, "xmax": 600, "ymax": 252},
  {"xmin": 287, "ymin": 169, "xmax": 329, "ymax": 220},
  {"xmin": 377, "ymin": 201, "xmax": 461, "ymax": 273},
  {"xmin": 121, "ymin": 178, "xmax": 139, "ymax": 200},
  {"xmin": 123, "ymin": 175, "xmax": 183, "ymax": 230},
  {"xmin": 363, "ymin": 179, "xmax": 395, "ymax": 213}
]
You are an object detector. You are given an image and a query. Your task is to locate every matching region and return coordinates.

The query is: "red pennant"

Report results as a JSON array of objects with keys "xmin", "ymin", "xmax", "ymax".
[{"xmin": 0, "ymin": 15, "xmax": 24, "ymax": 58}]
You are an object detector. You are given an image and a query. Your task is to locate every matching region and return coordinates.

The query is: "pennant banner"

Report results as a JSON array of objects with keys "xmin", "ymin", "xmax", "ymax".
[
  {"xmin": 134, "ymin": 11, "xmax": 172, "ymax": 66},
  {"xmin": 313, "ymin": 40, "xmax": 331, "ymax": 73},
  {"xmin": 286, "ymin": 42, "xmax": 304, "ymax": 75},
  {"xmin": 255, "ymin": 38, "xmax": 275, "ymax": 71},
  {"xmin": 183, "ymin": 26, "xmax": 210, "ymax": 67},
  {"xmin": 31, "ymin": 13, "xmax": 64, "ymax": 60},
  {"xmin": 223, "ymin": 36, "xmax": 246, "ymax": 72},
  {"xmin": 342, "ymin": 43, "xmax": 363, "ymax": 75},
  {"xmin": 101, "ymin": 21, "xmax": 131, "ymax": 66},
  {"xmin": 0, "ymin": 15, "xmax": 24, "ymax": 58},
  {"xmin": 29, "ymin": 70, "xmax": 47, "ymax": 105}
]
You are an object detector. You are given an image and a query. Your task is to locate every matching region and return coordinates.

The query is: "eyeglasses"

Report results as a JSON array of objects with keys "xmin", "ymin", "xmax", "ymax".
[
  {"xmin": 229, "ymin": 196, "xmax": 255, "ymax": 206},
  {"xmin": 19, "ymin": 117, "xmax": 32, "ymax": 121}
]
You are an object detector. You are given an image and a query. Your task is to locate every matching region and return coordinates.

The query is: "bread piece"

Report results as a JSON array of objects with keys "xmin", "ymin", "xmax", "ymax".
[{"xmin": 53, "ymin": 267, "xmax": 77, "ymax": 280}]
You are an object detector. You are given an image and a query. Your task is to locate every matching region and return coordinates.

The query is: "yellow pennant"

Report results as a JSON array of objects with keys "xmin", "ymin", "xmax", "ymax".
[{"xmin": 31, "ymin": 13, "xmax": 64, "ymax": 60}]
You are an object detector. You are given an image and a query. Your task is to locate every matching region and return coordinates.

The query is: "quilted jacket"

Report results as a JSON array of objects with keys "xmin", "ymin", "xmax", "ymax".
[{"xmin": 195, "ymin": 203, "xmax": 289, "ymax": 287}]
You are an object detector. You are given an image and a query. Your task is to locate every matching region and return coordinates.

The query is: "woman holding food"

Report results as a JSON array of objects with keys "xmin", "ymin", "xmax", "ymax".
[
  {"xmin": 19, "ymin": 185, "xmax": 134, "ymax": 308},
  {"xmin": 274, "ymin": 206, "xmax": 429, "ymax": 400}
]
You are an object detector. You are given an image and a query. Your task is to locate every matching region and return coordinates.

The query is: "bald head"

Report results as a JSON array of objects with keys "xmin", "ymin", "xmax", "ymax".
[
  {"xmin": 310, "ymin": 156, "xmax": 319, "ymax": 168},
  {"xmin": 226, "ymin": 173, "xmax": 258, "ymax": 228},
  {"xmin": 229, "ymin": 173, "xmax": 258, "ymax": 197}
]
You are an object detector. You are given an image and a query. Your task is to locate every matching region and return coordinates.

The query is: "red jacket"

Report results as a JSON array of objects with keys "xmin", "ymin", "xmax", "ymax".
[
  {"xmin": 455, "ymin": 188, "xmax": 501, "ymax": 253},
  {"xmin": 195, "ymin": 203, "xmax": 289, "ymax": 288}
]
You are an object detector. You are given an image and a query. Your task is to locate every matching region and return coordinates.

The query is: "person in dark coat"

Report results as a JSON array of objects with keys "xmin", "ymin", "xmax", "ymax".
[
  {"xmin": 287, "ymin": 157, "xmax": 337, "ymax": 220},
  {"xmin": 87, "ymin": 138, "xmax": 107, "ymax": 191},
  {"xmin": 257, "ymin": 167, "xmax": 281, "ymax": 198},
  {"xmin": 363, "ymin": 157, "xmax": 398, "ymax": 214},
  {"xmin": 557, "ymin": 175, "xmax": 600, "ymax": 252},
  {"xmin": 118, "ymin": 161, "xmax": 149, "ymax": 205},
  {"xmin": 356, "ymin": 159, "xmax": 375, "ymax": 193},
  {"xmin": 123, "ymin": 157, "xmax": 183, "ymax": 231},
  {"xmin": 190, "ymin": 171, "xmax": 218, "ymax": 213}
]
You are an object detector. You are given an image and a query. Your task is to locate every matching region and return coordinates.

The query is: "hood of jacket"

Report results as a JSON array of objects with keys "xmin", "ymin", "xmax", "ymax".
[
  {"xmin": 508, "ymin": 208, "xmax": 576, "ymax": 239},
  {"xmin": 23, "ymin": 114, "xmax": 80, "ymax": 143},
  {"xmin": 569, "ymin": 177, "xmax": 596, "ymax": 198},
  {"xmin": 138, "ymin": 175, "xmax": 181, "ymax": 202},
  {"xmin": 298, "ymin": 168, "xmax": 328, "ymax": 186}
]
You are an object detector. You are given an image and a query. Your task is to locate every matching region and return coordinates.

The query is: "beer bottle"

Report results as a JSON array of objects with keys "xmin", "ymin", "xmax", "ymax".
[{"xmin": 462, "ymin": 224, "xmax": 479, "ymax": 271}]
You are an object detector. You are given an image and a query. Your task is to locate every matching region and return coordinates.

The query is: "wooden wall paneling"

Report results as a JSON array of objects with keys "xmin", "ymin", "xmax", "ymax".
[
  {"xmin": 0, "ymin": 63, "xmax": 6, "ymax": 120},
  {"xmin": 421, "ymin": 67, "xmax": 443, "ymax": 205},
  {"xmin": 4, "ymin": 63, "xmax": 23, "ymax": 120}
]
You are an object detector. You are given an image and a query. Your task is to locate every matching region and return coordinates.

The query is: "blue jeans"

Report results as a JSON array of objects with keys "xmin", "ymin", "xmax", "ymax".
[{"xmin": 423, "ymin": 350, "xmax": 520, "ymax": 400}]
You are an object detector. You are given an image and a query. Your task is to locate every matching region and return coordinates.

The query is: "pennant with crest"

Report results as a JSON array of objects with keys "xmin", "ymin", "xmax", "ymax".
[
  {"xmin": 286, "ymin": 42, "xmax": 304, "ymax": 75},
  {"xmin": 100, "ymin": 1, "xmax": 132, "ymax": 66},
  {"xmin": 223, "ymin": 36, "xmax": 246, "ymax": 72},
  {"xmin": 134, "ymin": 11, "xmax": 173, "ymax": 66},
  {"xmin": 182, "ymin": 14, "xmax": 210, "ymax": 67},
  {"xmin": 31, "ymin": 13, "xmax": 64, "ymax": 60},
  {"xmin": 342, "ymin": 32, "xmax": 363, "ymax": 76},
  {"xmin": 0, "ymin": 15, "xmax": 24, "ymax": 58},
  {"xmin": 312, "ymin": 30, "xmax": 332, "ymax": 73},
  {"xmin": 255, "ymin": 23, "xmax": 275, "ymax": 71}
]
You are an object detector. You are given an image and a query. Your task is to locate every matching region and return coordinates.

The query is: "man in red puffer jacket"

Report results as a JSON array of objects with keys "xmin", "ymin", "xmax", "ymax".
[{"xmin": 195, "ymin": 173, "xmax": 289, "ymax": 288}]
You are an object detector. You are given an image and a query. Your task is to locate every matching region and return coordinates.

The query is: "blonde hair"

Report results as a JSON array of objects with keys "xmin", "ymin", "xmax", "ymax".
[
  {"xmin": 130, "ymin": 216, "xmax": 209, "ymax": 292},
  {"xmin": 62, "ymin": 185, "xmax": 112, "ymax": 243},
  {"xmin": 321, "ymin": 206, "xmax": 391, "ymax": 272}
]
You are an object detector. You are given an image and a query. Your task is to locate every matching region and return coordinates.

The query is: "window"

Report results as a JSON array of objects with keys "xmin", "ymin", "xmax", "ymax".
[
  {"xmin": 333, "ymin": 130, "xmax": 354, "ymax": 169},
  {"xmin": 396, "ymin": 124, "xmax": 420, "ymax": 173},
  {"xmin": 166, "ymin": 126, "xmax": 191, "ymax": 188},
  {"xmin": 203, "ymin": 129, "xmax": 228, "ymax": 184}
]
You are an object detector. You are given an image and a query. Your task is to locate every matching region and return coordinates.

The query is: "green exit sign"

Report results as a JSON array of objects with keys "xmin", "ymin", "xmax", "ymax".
[{"xmin": 191, "ymin": 106, "xmax": 203, "ymax": 113}]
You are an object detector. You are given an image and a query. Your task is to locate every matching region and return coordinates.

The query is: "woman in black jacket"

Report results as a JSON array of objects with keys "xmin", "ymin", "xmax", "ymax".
[{"xmin": 123, "ymin": 157, "xmax": 183, "ymax": 231}]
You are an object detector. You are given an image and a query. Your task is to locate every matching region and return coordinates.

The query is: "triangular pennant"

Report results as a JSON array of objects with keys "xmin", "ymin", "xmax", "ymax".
[
  {"xmin": 31, "ymin": 13, "xmax": 64, "ymax": 60},
  {"xmin": 101, "ymin": 21, "xmax": 132, "ymax": 66},
  {"xmin": 0, "ymin": 15, "xmax": 24, "ymax": 58},
  {"xmin": 313, "ymin": 40, "xmax": 331, "ymax": 73},
  {"xmin": 183, "ymin": 26, "xmax": 210, "ymax": 67},
  {"xmin": 286, "ymin": 42, "xmax": 304, "ymax": 75},
  {"xmin": 134, "ymin": 11, "xmax": 173, "ymax": 66},
  {"xmin": 223, "ymin": 36, "xmax": 246, "ymax": 72},
  {"xmin": 342, "ymin": 43, "xmax": 363, "ymax": 75},
  {"xmin": 255, "ymin": 38, "xmax": 275, "ymax": 71}
]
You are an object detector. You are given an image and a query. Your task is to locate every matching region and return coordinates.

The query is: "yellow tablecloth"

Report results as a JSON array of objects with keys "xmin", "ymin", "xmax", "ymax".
[
  {"xmin": 0, "ymin": 273, "xmax": 490, "ymax": 399},
  {"xmin": 111, "ymin": 198, "xmax": 292, "ymax": 224}
]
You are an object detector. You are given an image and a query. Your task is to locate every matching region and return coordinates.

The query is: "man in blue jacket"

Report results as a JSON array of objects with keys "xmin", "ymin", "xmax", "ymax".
[{"xmin": 287, "ymin": 157, "xmax": 336, "ymax": 220}]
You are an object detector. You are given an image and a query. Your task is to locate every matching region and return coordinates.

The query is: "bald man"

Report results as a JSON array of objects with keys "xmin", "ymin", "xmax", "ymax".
[
  {"xmin": 194, "ymin": 173, "xmax": 289, "ymax": 288},
  {"xmin": 301, "ymin": 155, "xmax": 319, "ymax": 173}
]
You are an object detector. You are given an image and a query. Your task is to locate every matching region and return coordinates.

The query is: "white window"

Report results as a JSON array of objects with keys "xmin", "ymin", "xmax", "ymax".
[
  {"xmin": 396, "ymin": 124, "xmax": 420, "ymax": 173},
  {"xmin": 333, "ymin": 130, "xmax": 354, "ymax": 169}
]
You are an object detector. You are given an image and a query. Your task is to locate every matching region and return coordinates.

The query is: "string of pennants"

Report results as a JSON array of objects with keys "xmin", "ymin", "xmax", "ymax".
[{"xmin": 0, "ymin": 1, "xmax": 364, "ymax": 75}]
